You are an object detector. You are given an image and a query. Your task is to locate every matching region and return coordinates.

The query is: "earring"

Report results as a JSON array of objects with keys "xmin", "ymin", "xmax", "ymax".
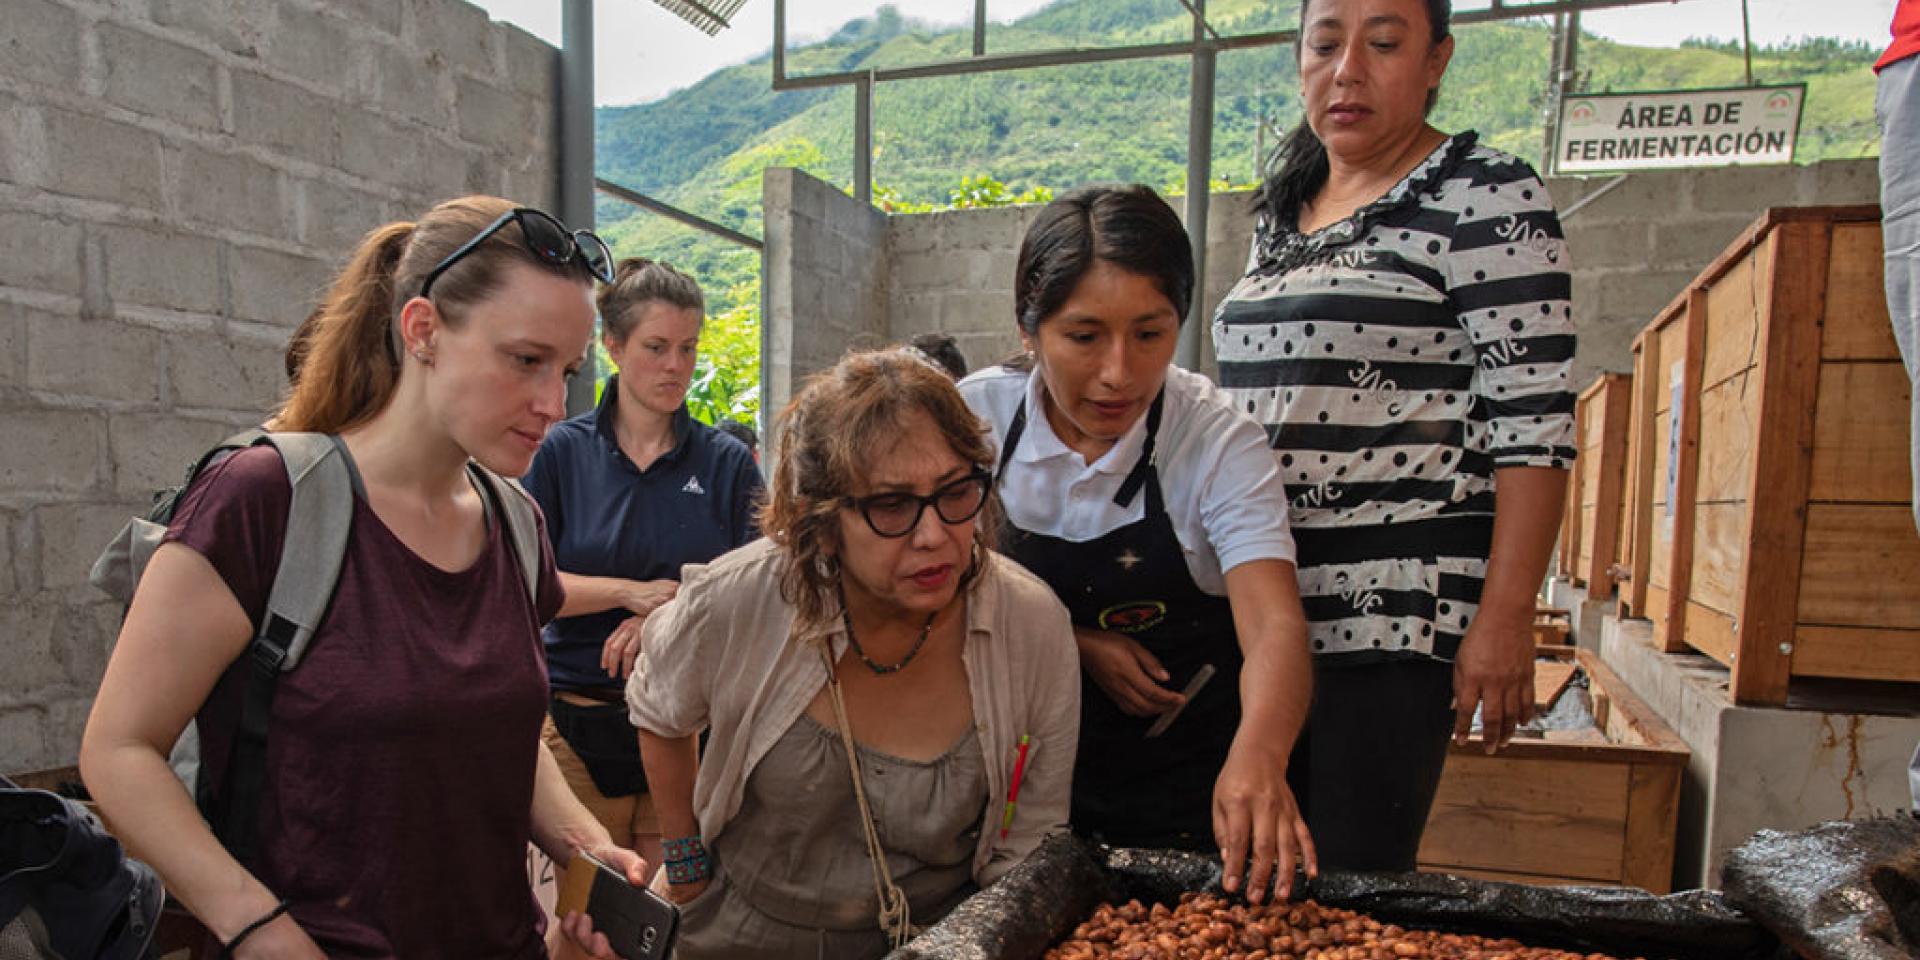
[{"xmin": 413, "ymin": 350, "xmax": 433, "ymax": 366}]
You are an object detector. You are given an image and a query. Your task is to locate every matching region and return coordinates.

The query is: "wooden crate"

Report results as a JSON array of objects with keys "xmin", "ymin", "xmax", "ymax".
[
  {"xmin": 1562, "ymin": 373, "xmax": 1634, "ymax": 599},
  {"xmin": 1617, "ymin": 205, "xmax": 1920, "ymax": 704},
  {"xmin": 1617, "ymin": 292, "xmax": 1700, "ymax": 650},
  {"xmin": 1532, "ymin": 607, "xmax": 1571, "ymax": 646},
  {"xmin": 1418, "ymin": 648, "xmax": 1688, "ymax": 892}
]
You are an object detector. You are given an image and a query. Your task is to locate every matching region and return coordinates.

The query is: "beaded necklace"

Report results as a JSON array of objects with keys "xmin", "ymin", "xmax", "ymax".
[{"xmin": 839, "ymin": 603, "xmax": 937, "ymax": 675}]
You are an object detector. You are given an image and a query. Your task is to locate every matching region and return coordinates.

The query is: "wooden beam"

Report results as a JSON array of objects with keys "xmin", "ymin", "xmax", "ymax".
[
  {"xmin": 1660, "ymin": 289, "xmax": 1708, "ymax": 654},
  {"xmin": 1729, "ymin": 223, "xmax": 1832, "ymax": 704},
  {"xmin": 1583, "ymin": 374, "xmax": 1632, "ymax": 599},
  {"xmin": 1620, "ymin": 337, "xmax": 1660, "ymax": 620}
]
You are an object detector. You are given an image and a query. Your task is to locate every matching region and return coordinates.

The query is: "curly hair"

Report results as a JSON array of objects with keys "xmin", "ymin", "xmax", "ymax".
[{"xmin": 760, "ymin": 348, "xmax": 1001, "ymax": 632}]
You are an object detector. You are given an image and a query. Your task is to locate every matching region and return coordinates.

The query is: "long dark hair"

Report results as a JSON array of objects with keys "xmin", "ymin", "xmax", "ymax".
[
  {"xmin": 1012, "ymin": 183, "xmax": 1192, "ymax": 356},
  {"xmin": 1252, "ymin": 0, "xmax": 1453, "ymax": 230}
]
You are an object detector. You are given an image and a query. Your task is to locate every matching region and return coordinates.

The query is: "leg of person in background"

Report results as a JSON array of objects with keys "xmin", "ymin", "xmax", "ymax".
[
  {"xmin": 1879, "ymin": 55, "xmax": 1920, "ymax": 535},
  {"xmin": 541, "ymin": 717, "xmax": 664, "ymax": 958},
  {"xmin": 1909, "ymin": 741, "xmax": 1918, "ymax": 815},
  {"xmin": 540, "ymin": 716, "xmax": 645, "ymax": 855},
  {"xmin": 1877, "ymin": 52, "xmax": 1920, "ymax": 818},
  {"xmin": 1288, "ymin": 659, "xmax": 1456, "ymax": 872}
]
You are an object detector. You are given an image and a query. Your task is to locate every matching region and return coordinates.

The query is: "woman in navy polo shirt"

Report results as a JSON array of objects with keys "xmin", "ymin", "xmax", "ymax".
[{"xmin": 522, "ymin": 258, "xmax": 763, "ymax": 877}]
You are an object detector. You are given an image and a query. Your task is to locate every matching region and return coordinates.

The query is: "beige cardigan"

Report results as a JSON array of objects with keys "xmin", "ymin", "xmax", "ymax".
[{"xmin": 626, "ymin": 537, "xmax": 1081, "ymax": 886}]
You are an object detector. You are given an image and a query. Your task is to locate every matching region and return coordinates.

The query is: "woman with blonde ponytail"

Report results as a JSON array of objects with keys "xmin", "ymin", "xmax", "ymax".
[{"xmin": 81, "ymin": 196, "xmax": 647, "ymax": 959}]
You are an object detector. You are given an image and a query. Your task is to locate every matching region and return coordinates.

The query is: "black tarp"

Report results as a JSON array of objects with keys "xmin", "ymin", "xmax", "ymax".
[
  {"xmin": 1721, "ymin": 815, "xmax": 1920, "ymax": 960},
  {"xmin": 886, "ymin": 835, "xmax": 1787, "ymax": 960}
]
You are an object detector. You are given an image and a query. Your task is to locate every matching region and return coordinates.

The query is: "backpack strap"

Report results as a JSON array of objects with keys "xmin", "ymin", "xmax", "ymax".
[
  {"xmin": 468, "ymin": 463, "xmax": 542, "ymax": 602},
  {"xmin": 215, "ymin": 432, "xmax": 355, "ymax": 867},
  {"xmin": 182, "ymin": 427, "xmax": 271, "ymax": 492},
  {"xmin": 89, "ymin": 427, "xmax": 273, "ymax": 604},
  {"xmin": 254, "ymin": 433, "xmax": 356, "ymax": 673}
]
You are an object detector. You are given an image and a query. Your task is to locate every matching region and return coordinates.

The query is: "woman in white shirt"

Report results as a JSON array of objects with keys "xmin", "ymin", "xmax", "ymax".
[
  {"xmin": 629, "ymin": 349, "xmax": 1080, "ymax": 959},
  {"xmin": 959, "ymin": 184, "xmax": 1316, "ymax": 903}
]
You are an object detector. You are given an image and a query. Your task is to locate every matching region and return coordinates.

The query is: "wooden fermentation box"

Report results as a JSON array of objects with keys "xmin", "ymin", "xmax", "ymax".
[
  {"xmin": 1559, "ymin": 373, "xmax": 1634, "ymax": 600},
  {"xmin": 1417, "ymin": 647, "xmax": 1688, "ymax": 893},
  {"xmin": 1615, "ymin": 205, "xmax": 1919, "ymax": 705}
]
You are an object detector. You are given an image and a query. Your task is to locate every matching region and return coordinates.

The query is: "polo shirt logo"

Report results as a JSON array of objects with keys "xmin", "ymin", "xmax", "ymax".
[{"xmin": 681, "ymin": 476, "xmax": 705, "ymax": 495}]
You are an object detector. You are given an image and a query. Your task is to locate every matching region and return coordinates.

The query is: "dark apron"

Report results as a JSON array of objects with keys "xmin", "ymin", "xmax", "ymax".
[{"xmin": 996, "ymin": 388, "xmax": 1242, "ymax": 850}]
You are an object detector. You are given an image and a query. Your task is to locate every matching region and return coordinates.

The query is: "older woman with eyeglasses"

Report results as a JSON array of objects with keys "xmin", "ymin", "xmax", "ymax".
[{"xmin": 628, "ymin": 349, "xmax": 1080, "ymax": 960}]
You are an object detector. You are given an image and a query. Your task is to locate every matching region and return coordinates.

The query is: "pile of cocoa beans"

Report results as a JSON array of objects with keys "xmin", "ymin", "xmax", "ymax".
[{"xmin": 1043, "ymin": 892, "xmax": 1642, "ymax": 960}]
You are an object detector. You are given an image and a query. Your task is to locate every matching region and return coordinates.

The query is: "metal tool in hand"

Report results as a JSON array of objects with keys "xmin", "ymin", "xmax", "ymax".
[{"xmin": 1144, "ymin": 663, "xmax": 1216, "ymax": 738}]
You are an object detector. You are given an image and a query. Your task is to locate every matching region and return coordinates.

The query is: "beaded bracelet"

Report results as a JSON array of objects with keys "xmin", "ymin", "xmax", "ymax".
[
  {"xmin": 223, "ymin": 900, "xmax": 290, "ymax": 957},
  {"xmin": 662, "ymin": 836, "xmax": 711, "ymax": 885},
  {"xmin": 664, "ymin": 852, "xmax": 711, "ymax": 885},
  {"xmin": 662, "ymin": 836, "xmax": 706, "ymax": 862}
]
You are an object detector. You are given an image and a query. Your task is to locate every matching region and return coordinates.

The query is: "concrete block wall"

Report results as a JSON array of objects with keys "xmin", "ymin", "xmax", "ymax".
[
  {"xmin": 762, "ymin": 168, "xmax": 889, "ymax": 416},
  {"xmin": 887, "ymin": 204, "xmax": 1036, "ymax": 373},
  {"xmin": 884, "ymin": 191, "xmax": 1263, "ymax": 378},
  {"xmin": 1544, "ymin": 159, "xmax": 1879, "ymax": 388},
  {"xmin": 0, "ymin": 0, "xmax": 559, "ymax": 774},
  {"xmin": 865, "ymin": 160, "xmax": 1879, "ymax": 388}
]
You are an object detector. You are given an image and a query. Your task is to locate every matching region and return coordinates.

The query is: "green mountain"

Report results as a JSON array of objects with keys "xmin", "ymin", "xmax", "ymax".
[{"xmin": 592, "ymin": 0, "xmax": 1879, "ymax": 342}]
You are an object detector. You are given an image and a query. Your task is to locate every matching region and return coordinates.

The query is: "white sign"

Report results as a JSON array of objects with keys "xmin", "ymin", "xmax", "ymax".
[
  {"xmin": 1556, "ymin": 84, "xmax": 1804, "ymax": 173},
  {"xmin": 529, "ymin": 844, "xmax": 560, "ymax": 931},
  {"xmin": 1664, "ymin": 358, "xmax": 1683, "ymax": 536}
]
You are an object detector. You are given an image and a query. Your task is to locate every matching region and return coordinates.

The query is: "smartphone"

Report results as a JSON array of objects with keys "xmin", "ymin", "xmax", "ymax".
[{"xmin": 556, "ymin": 852, "xmax": 680, "ymax": 959}]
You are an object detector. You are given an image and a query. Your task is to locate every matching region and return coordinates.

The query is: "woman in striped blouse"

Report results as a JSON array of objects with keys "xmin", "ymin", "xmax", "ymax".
[{"xmin": 1211, "ymin": 0, "xmax": 1574, "ymax": 872}]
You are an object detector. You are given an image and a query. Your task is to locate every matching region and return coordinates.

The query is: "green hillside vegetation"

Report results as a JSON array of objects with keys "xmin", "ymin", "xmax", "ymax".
[{"xmin": 593, "ymin": 0, "xmax": 1880, "ymax": 424}]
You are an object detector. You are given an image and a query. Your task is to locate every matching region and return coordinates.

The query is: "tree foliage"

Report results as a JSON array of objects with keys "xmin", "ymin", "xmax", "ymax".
[{"xmin": 590, "ymin": 0, "xmax": 1879, "ymax": 433}]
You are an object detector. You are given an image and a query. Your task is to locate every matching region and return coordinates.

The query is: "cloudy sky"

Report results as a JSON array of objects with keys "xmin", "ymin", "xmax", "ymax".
[{"xmin": 471, "ymin": 0, "xmax": 1898, "ymax": 106}]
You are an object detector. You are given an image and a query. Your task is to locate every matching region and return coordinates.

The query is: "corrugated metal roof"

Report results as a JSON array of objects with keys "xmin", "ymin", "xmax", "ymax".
[{"xmin": 649, "ymin": 0, "xmax": 747, "ymax": 35}]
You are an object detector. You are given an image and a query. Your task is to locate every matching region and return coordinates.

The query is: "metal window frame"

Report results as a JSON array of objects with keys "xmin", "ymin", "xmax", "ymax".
[
  {"xmin": 557, "ymin": 0, "xmax": 1710, "ymax": 403},
  {"xmin": 766, "ymin": 0, "xmax": 1703, "ymax": 369}
]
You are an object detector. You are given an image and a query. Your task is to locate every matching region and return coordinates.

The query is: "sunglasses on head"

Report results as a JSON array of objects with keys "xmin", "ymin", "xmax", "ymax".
[{"xmin": 417, "ymin": 207, "xmax": 615, "ymax": 300}]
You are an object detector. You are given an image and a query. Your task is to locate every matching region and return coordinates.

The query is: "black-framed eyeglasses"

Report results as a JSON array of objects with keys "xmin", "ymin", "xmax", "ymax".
[
  {"xmin": 843, "ymin": 468, "xmax": 993, "ymax": 538},
  {"xmin": 418, "ymin": 207, "xmax": 615, "ymax": 300}
]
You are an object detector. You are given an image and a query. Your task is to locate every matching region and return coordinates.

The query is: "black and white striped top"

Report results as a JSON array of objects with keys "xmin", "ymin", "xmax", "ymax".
[{"xmin": 1211, "ymin": 133, "xmax": 1575, "ymax": 661}]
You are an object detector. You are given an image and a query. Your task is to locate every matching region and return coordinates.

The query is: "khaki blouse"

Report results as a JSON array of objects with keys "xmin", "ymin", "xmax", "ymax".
[{"xmin": 626, "ymin": 537, "xmax": 1081, "ymax": 886}]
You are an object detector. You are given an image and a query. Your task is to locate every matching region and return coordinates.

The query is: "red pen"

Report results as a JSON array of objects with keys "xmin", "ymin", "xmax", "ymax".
[{"xmin": 999, "ymin": 734, "xmax": 1033, "ymax": 839}]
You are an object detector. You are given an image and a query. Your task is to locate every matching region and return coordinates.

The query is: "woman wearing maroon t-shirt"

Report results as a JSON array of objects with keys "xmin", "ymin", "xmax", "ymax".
[{"xmin": 80, "ymin": 197, "xmax": 646, "ymax": 958}]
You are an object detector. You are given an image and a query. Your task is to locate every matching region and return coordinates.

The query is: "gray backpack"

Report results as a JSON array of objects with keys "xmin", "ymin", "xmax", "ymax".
[{"xmin": 89, "ymin": 429, "xmax": 541, "ymax": 865}]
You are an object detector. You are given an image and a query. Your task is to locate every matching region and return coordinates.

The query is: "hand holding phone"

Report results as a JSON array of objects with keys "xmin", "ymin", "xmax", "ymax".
[{"xmin": 557, "ymin": 852, "xmax": 680, "ymax": 959}]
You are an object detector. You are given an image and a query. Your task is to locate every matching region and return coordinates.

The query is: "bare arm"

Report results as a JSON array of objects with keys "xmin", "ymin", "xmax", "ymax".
[
  {"xmin": 1214, "ymin": 558, "xmax": 1316, "ymax": 903},
  {"xmin": 531, "ymin": 686, "xmax": 650, "ymax": 960},
  {"xmin": 529, "ymin": 742, "xmax": 618, "ymax": 866},
  {"xmin": 78, "ymin": 543, "xmax": 322, "ymax": 956},
  {"xmin": 555, "ymin": 573, "xmax": 676, "ymax": 620},
  {"xmin": 1453, "ymin": 465, "xmax": 1568, "ymax": 750},
  {"xmin": 636, "ymin": 730, "xmax": 702, "ymax": 901}
]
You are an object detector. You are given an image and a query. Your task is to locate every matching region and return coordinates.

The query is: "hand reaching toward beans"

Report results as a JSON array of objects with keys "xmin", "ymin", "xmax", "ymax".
[{"xmin": 1212, "ymin": 742, "xmax": 1316, "ymax": 904}]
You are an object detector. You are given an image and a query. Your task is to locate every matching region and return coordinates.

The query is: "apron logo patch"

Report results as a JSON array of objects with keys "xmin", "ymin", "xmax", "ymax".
[{"xmin": 1098, "ymin": 600, "xmax": 1167, "ymax": 633}]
